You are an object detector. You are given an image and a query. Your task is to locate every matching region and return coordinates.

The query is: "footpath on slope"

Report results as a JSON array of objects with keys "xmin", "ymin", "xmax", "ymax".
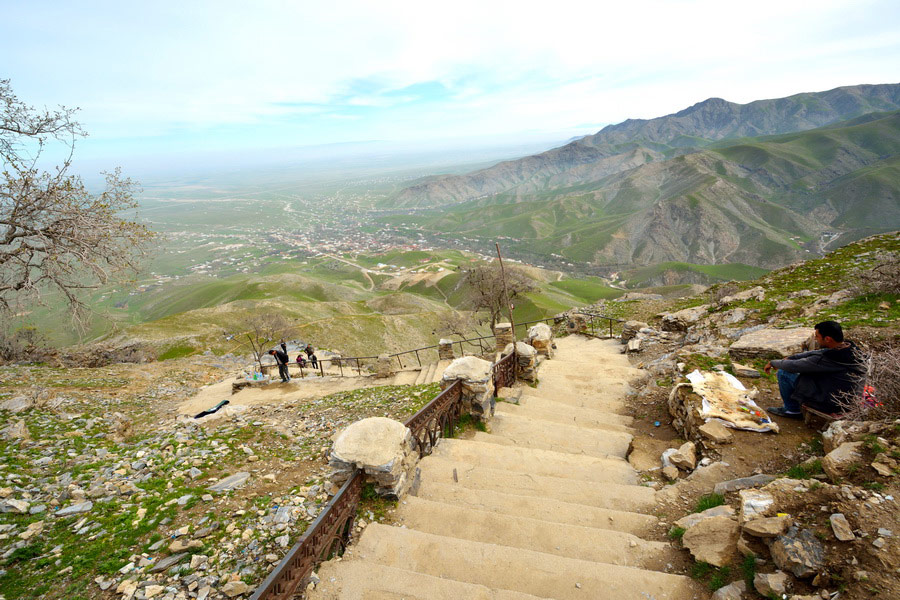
[{"xmin": 309, "ymin": 335, "xmax": 707, "ymax": 600}]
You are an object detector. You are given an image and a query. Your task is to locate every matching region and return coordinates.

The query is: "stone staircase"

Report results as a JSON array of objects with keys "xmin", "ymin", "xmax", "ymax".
[
  {"xmin": 309, "ymin": 336, "xmax": 704, "ymax": 600},
  {"xmin": 409, "ymin": 359, "xmax": 453, "ymax": 386}
]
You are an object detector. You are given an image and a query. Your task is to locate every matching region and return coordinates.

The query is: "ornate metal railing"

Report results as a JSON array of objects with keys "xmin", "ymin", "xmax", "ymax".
[
  {"xmin": 492, "ymin": 350, "xmax": 516, "ymax": 391},
  {"xmin": 249, "ymin": 470, "xmax": 364, "ymax": 600},
  {"xmin": 251, "ymin": 345, "xmax": 519, "ymax": 599},
  {"xmin": 404, "ymin": 380, "xmax": 463, "ymax": 458}
]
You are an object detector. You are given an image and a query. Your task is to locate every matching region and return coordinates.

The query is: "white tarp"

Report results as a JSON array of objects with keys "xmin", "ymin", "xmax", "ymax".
[{"xmin": 686, "ymin": 369, "xmax": 779, "ymax": 433}]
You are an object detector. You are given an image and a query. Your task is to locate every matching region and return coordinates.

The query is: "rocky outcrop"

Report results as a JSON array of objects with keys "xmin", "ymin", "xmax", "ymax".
[
  {"xmin": 329, "ymin": 417, "xmax": 418, "ymax": 499},
  {"xmin": 728, "ymin": 327, "xmax": 815, "ymax": 360}
]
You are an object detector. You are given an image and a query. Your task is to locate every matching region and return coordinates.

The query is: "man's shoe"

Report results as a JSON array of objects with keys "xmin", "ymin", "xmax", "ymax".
[{"xmin": 767, "ymin": 406, "xmax": 803, "ymax": 419}]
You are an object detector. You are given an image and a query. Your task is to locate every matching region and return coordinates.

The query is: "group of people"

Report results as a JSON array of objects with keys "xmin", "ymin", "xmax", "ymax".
[{"xmin": 267, "ymin": 341, "xmax": 319, "ymax": 383}]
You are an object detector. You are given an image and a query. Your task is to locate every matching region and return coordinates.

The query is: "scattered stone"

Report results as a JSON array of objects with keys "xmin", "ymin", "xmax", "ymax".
[
  {"xmin": 144, "ymin": 584, "xmax": 164, "ymax": 598},
  {"xmin": 821, "ymin": 442, "xmax": 865, "ymax": 480},
  {"xmin": 744, "ymin": 515, "xmax": 792, "ymax": 538},
  {"xmin": 682, "ymin": 516, "xmax": 740, "ymax": 567},
  {"xmin": 190, "ymin": 554, "xmax": 208, "ymax": 569},
  {"xmin": 669, "ymin": 441, "xmax": 697, "ymax": 471},
  {"xmin": 674, "ymin": 505, "xmax": 735, "ymax": 530},
  {"xmin": 711, "ymin": 580, "xmax": 746, "ymax": 600},
  {"xmin": 714, "ymin": 474, "xmax": 775, "ymax": 495},
  {"xmin": 699, "ymin": 421, "xmax": 734, "ymax": 445},
  {"xmin": 621, "ymin": 321, "xmax": 648, "ymax": 342},
  {"xmin": 872, "ymin": 537, "xmax": 886, "ymax": 549},
  {"xmin": 221, "ymin": 580, "xmax": 251, "ymax": 597},
  {"xmin": 169, "ymin": 539, "xmax": 203, "ymax": 553},
  {"xmin": 829, "ymin": 513, "xmax": 855, "ymax": 541},
  {"xmin": 661, "ymin": 305, "xmax": 709, "ymax": 332},
  {"xmin": 55, "ymin": 501, "xmax": 92, "ymax": 517},
  {"xmin": 0, "ymin": 396, "xmax": 33, "ymax": 413},
  {"xmin": 739, "ymin": 489, "xmax": 775, "ymax": 521},
  {"xmin": 150, "ymin": 552, "xmax": 187, "ymax": 573},
  {"xmin": 5, "ymin": 420, "xmax": 30, "ymax": 441},
  {"xmin": 1, "ymin": 499, "xmax": 29, "ymax": 514},
  {"xmin": 208, "ymin": 472, "xmax": 251, "ymax": 492},
  {"xmin": 731, "ymin": 362, "xmax": 760, "ymax": 378},
  {"xmin": 769, "ymin": 526, "xmax": 825, "ymax": 578},
  {"xmin": 754, "ymin": 571, "xmax": 790, "ymax": 597},
  {"xmin": 662, "ymin": 465, "xmax": 680, "ymax": 481},
  {"xmin": 877, "ymin": 528, "xmax": 892, "ymax": 537}
]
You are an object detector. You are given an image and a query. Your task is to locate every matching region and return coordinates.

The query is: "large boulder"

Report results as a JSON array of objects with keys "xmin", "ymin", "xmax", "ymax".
[
  {"xmin": 0, "ymin": 396, "xmax": 33, "ymax": 413},
  {"xmin": 729, "ymin": 327, "xmax": 815, "ymax": 360},
  {"xmin": 661, "ymin": 305, "xmax": 709, "ymax": 332},
  {"xmin": 682, "ymin": 516, "xmax": 740, "ymax": 567},
  {"xmin": 621, "ymin": 320, "xmax": 648, "ymax": 342},
  {"xmin": 442, "ymin": 355, "xmax": 496, "ymax": 418},
  {"xmin": 768, "ymin": 526, "xmax": 825, "ymax": 578},
  {"xmin": 329, "ymin": 417, "xmax": 418, "ymax": 499},
  {"xmin": 821, "ymin": 441, "xmax": 865, "ymax": 480},
  {"xmin": 526, "ymin": 323, "xmax": 553, "ymax": 357},
  {"xmin": 717, "ymin": 286, "xmax": 765, "ymax": 307}
]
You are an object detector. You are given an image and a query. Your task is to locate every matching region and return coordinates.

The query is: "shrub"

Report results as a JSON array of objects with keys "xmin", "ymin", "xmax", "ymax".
[{"xmin": 837, "ymin": 343, "xmax": 900, "ymax": 421}]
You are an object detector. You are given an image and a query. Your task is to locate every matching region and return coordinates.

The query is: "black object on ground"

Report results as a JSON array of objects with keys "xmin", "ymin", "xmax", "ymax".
[{"xmin": 194, "ymin": 399, "xmax": 230, "ymax": 419}]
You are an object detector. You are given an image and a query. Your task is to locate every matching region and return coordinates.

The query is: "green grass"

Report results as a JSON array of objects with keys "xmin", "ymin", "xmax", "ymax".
[
  {"xmin": 783, "ymin": 459, "xmax": 824, "ymax": 479},
  {"xmin": 158, "ymin": 343, "xmax": 196, "ymax": 360},
  {"xmin": 695, "ymin": 493, "xmax": 726, "ymax": 513},
  {"xmin": 668, "ymin": 526, "xmax": 686, "ymax": 541}
]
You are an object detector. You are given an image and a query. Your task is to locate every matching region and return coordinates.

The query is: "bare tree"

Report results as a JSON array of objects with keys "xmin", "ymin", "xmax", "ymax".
[
  {"xmin": 1, "ymin": 79, "xmax": 152, "ymax": 322},
  {"xmin": 245, "ymin": 312, "xmax": 293, "ymax": 372},
  {"xmin": 457, "ymin": 262, "xmax": 536, "ymax": 330},
  {"xmin": 837, "ymin": 342, "xmax": 900, "ymax": 421}
]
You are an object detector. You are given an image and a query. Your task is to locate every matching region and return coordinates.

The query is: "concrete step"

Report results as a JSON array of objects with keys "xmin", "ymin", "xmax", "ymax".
[
  {"xmin": 517, "ymin": 388, "xmax": 628, "ymax": 412},
  {"xmin": 390, "ymin": 369, "xmax": 420, "ymax": 386},
  {"xmin": 431, "ymin": 438, "xmax": 637, "ymax": 484},
  {"xmin": 484, "ymin": 412, "xmax": 633, "ymax": 458},
  {"xmin": 310, "ymin": 561, "xmax": 551, "ymax": 600},
  {"xmin": 412, "ymin": 363, "xmax": 432, "ymax": 386},
  {"xmin": 431, "ymin": 359, "xmax": 452, "ymax": 383},
  {"xmin": 495, "ymin": 401, "xmax": 633, "ymax": 433},
  {"xmin": 350, "ymin": 524, "xmax": 700, "ymax": 600},
  {"xmin": 417, "ymin": 455, "xmax": 656, "ymax": 511},
  {"xmin": 414, "ymin": 481, "xmax": 658, "ymax": 535},
  {"xmin": 396, "ymin": 496, "xmax": 670, "ymax": 567}
]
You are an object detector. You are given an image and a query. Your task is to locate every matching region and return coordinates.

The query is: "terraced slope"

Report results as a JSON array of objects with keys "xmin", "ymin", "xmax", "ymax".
[{"xmin": 309, "ymin": 336, "xmax": 704, "ymax": 600}]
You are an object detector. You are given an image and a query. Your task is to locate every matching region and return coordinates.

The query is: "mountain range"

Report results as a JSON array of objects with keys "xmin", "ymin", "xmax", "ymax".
[{"xmin": 381, "ymin": 84, "xmax": 900, "ymax": 279}]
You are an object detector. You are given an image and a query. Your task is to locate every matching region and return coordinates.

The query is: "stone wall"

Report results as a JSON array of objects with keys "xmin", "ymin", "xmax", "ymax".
[
  {"xmin": 493, "ymin": 323, "xmax": 514, "ymax": 351},
  {"xmin": 438, "ymin": 339, "xmax": 455, "ymax": 361},
  {"xmin": 526, "ymin": 323, "xmax": 553, "ymax": 357},
  {"xmin": 328, "ymin": 417, "xmax": 419, "ymax": 499},
  {"xmin": 440, "ymin": 356, "xmax": 495, "ymax": 420}
]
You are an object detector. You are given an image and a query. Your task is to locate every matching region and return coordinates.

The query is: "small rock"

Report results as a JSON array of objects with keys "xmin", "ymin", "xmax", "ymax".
[
  {"xmin": 682, "ymin": 516, "xmax": 740, "ymax": 567},
  {"xmin": 208, "ymin": 472, "xmax": 251, "ymax": 492},
  {"xmin": 1, "ymin": 499, "xmax": 30, "ymax": 514},
  {"xmin": 144, "ymin": 584, "xmax": 164, "ymax": 598},
  {"xmin": 877, "ymin": 528, "xmax": 892, "ymax": 537},
  {"xmin": 674, "ymin": 505, "xmax": 735, "ymax": 530},
  {"xmin": 829, "ymin": 513, "xmax": 855, "ymax": 541},
  {"xmin": 55, "ymin": 501, "xmax": 93, "ymax": 517},
  {"xmin": 769, "ymin": 526, "xmax": 825, "ymax": 578},
  {"xmin": 150, "ymin": 552, "xmax": 187, "ymax": 573},
  {"xmin": 754, "ymin": 571, "xmax": 790, "ymax": 597},
  {"xmin": 711, "ymin": 580, "xmax": 746, "ymax": 600},
  {"xmin": 744, "ymin": 515, "xmax": 792, "ymax": 538},
  {"xmin": 221, "ymin": 580, "xmax": 251, "ymax": 597},
  {"xmin": 714, "ymin": 474, "xmax": 775, "ymax": 495},
  {"xmin": 731, "ymin": 363, "xmax": 760, "ymax": 378},
  {"xmin": 662, "ymin": 465, "xmax": 680, "ymax": 481},
  {"xmin": 190, "ymin": 554, "xmax": 208, "ymax": 569},
  {"xmin": 873, "ymin": 537, "xmax": 886, "ymax": 549},
  {"xmin": 699, "ymin": 421, "xmax": 734, "ymax": 445},
  {"xmin": 739, "ymin": 489, "xmax": 775, "ymax": 520},
  {"xmin": 821, "ymin": 442, "xmax": 865, "ymax": 480},
  {"xmin": 669, "ymin": 441, "xmax": 697, "ymax": 471}
]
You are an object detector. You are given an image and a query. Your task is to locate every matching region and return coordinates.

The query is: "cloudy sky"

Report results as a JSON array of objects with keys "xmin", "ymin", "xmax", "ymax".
[{"xmin": 2, "ymin": 0, "xmax": 899, "ymax": 166}]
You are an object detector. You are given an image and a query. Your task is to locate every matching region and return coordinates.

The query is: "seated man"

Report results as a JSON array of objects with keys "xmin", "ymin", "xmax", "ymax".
[{"xmin": 764, "ymin": 321, "xmax": 863, "ymax": 419}]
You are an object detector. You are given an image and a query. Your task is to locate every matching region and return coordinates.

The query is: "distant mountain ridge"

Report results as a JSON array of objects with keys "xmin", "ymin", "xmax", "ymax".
[
  {"xmin": 378, "ymin": 89, "xmax": 900, "ymax": 277},
  {"xmin": 389, "ymin": 83, "xmax": 900, "ymax": 209}
]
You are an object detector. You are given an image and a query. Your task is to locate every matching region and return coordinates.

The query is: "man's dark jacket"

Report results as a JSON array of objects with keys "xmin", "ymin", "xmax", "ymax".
[
  {"xmin": 771, "ymin": 342, "xmax": 863, "ymax": 413},
  {"xmin": 272, "ymin": 349, "xmax": 289, "ymax": 365}
]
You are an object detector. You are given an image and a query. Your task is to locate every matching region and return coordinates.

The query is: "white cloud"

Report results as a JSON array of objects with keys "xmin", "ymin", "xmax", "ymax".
[{"xmin": 2, "ymin": 0, "xmax": 898, "ymax": 150}]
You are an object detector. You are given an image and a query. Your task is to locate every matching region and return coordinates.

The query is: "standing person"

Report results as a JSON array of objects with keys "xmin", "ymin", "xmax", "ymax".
[
  {"xmin": 268, "ymin": 348, "xmax": 291, "ymax": 383},
  {"xmin": 764, "ymin": 321, "xmax": 863, "ymax": 418},
  {"xmin": 309, "ymin": 350, "xmax": 318, "ymax": 370}
]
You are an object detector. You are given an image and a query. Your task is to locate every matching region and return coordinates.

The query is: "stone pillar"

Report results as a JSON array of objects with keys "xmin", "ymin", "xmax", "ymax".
[
  {"xmin": 375, "ymin": 354, "xmax": 394, "ymax": 378},
  {"xmin": 438, "ymin": 339, "xmax": 455, "ymax": 361},
  {"xmin": 440, "ymin": 356, "xmax": 495, "ymax": 420},
  {"xmin": 505, "ymin": 341, "xmax": 537, "ymax": 381},
  {"xmin": 494, "ymin": 322, "xmax": 514, "ymax": 351},
  {"xmin": 566, "ymin": 314, "xmax": 587, "ymax": 334},
  {"xmin": 328, "ymin": 417, "xmax": 418, "ymax": 499},
  {"xmin": 526, "ymin": 322, "xmax": 553, "ymax": 357}
]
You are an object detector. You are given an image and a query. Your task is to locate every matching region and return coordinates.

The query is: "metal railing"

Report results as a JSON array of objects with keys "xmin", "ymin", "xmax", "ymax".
[
  {"xmin": 249, "ymin": 470, "xmax": 364, "ymax": 600},
  {"xmin": 404, "ymin": 380, "xmax": 463, "ymax": 458},
  {"xmin": 250, "ymin": 359, "xmax": 511, "ymax": 600},
  {"xmin": 572, "ymin": 310, "xmax": 625, "ymax": 338}
]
